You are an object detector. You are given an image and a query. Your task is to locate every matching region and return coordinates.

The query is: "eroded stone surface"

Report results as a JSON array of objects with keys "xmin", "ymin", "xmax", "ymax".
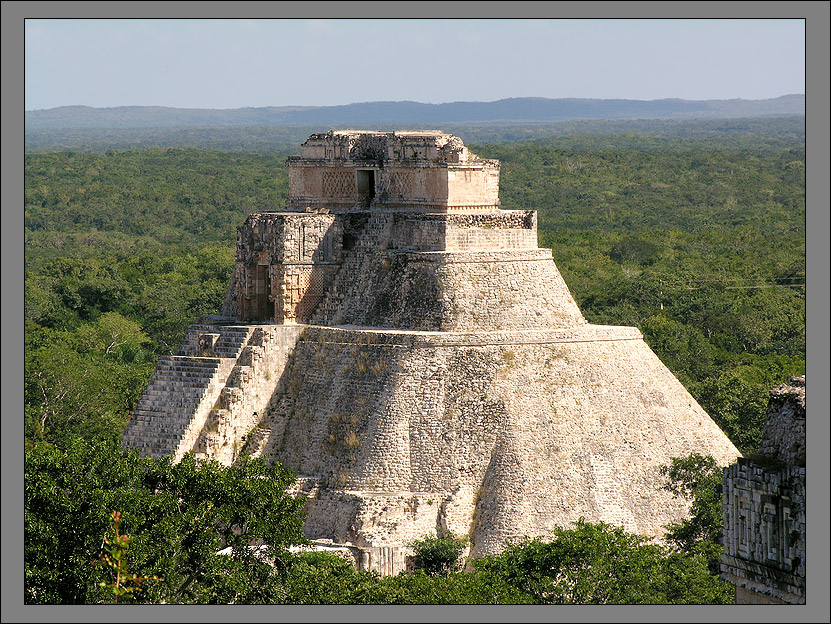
[
  {"xmin": 249, "ymin": 328, "xmax": 738, "ymax": 559},
  {"xmin": 759, "ymin": 375, "xmax": 805, "ymax": 467}
]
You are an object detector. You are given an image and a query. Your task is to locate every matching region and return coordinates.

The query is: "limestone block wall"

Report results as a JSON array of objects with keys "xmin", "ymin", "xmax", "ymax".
[
  {"xmin": 250, "ymin": 325, "xmax": 739, "ymax": 559},
  {"xmin": 300, "ymin": 491, "xmax": 438, "ymax": 557},
  {"xmin": 386, "ymin": 211, "xmax": 537, "ymax": 252},
  {"xmin": 376, "ymin": 165, "xmax": 449, "ymax": 211},
  {"xmin": 225, "ymin": 209, "xmax": 548, "ymax": 328},
  {"xmin": 286, "ymin": 131, "xmax": 500, "ymax": 212},
  {"xmin": 288, "ymin": 166, "xmax": 359, "ymax": 210},
  {"xmin": 443, "ymin": 212, "xmax": 537, "ymax": 252},
  {"xmin": 222, "ymin": 212, "xmax": 345, "ymax": 323},
  {"xmin": 306, "ymin": 211, "xmax": 393, "ymax": 326},
  {"xmin": 305, "ymin": 210, "xmax": 557, "ymax": 330},
  {"xmin": 314, "ymin": 248, "xmax": 586, "ymax": 331},
  {"xmin": 721, "ymin": 460, "xmax": 806, "ymax": 604},
  {"xmin": 376, "ymin": 164, "xmax": 500, "ymax": 211},
  {"xmin": 288, "ymin": 162, "xmax": 500, "ymax": 212},
  {"xmin": 720, "ymin": 375, "xmax": 806, "ymax": 604},
  {"xmin": 444, "ymin": 165, "xmax": 500, "ymax": 210},
  {"xmin": 443, "ymin": 226, "xmax": 537, "ymax": 251}
]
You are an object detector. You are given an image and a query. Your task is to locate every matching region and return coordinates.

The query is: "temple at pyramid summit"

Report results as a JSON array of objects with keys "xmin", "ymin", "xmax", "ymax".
[{"xmin": 122, "ymin": 130, "xmax": 740, "ymax": 575}]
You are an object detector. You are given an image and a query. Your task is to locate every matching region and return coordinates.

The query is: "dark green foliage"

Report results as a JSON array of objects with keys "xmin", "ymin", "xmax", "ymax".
[
  {"xmin": 25, "ymin": 247, "xmax": 232, "ymax": 436},
  {"xmin": 24, "ymin": 246, "xmax": 235, "ymax": 445},
  {"xmin": 640, "ymin": 314, "xmax": 715, "ymax": 385},
  {"xmin": 282, "ymin": 552, "xmax": 383, "ymax": 604},
  {"xmin": 25, "ymin": 149, "xmax": 288, "ymax": 252},
  {"xmin": 408, "ymin": 532, "xmax": 469, "ymax": 576},
  {"xmin": 280, "ymin": 551, "xmax": 533, "ymax": 604},
  {"xmin": 24, "ymin": 320, "xmax": 154, "ymax": 445},
  {"xmin": 24, "ymin": 438, "xmax": 306, "ymax": 604},
  {"xmin": 691, "ymin": 367, "xmax": 773, "ymax": 453},
  {"xmin": 373, "ymin": 569, "xmax": 534, "ymax": 604},
  {"xmin": 609, "ymin": 235, "xmax": 661, "ymax": 266},
  {"xmin": 660, "ymin": 454, "xmax": 725, "ymax": 574},
  {"xmin": 474, "ymin": 138, "xmax": 805, "ymax": 235},
  {"xmin": 472, "ymin": 519, "xmax": 732, "ymax": 604}
]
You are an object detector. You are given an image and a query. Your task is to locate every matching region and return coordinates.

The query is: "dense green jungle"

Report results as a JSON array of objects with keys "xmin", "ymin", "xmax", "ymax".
[{"xmin": 23, "ymin": 118, "xmax": 805, "ymax": 604}]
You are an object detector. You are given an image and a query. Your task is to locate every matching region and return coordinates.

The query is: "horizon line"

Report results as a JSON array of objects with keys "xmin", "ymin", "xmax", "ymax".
[{"xmin": 25, "ymin": 94, "xmax": 806, "ymax": 114}]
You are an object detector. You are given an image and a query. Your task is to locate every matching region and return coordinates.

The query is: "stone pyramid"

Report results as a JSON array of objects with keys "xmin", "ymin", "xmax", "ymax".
[{"xmin": 123, "ymin": 130, "xmax": 739, "ymax": 575}]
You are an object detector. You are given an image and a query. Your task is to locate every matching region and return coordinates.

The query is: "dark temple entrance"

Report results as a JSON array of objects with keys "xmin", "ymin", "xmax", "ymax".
[
  {"xmin": 254, "ymin": 264, "xmax": 272, "ymax": 321},
  {"xmin": 357, "ymin": 169, "xmax": 376, "ymax": 207}
]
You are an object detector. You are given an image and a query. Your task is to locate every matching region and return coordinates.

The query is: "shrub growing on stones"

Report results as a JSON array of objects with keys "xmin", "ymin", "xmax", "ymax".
[{"xmin": 407, "ymin": 532, "xmax": 469, "ymax": 577}]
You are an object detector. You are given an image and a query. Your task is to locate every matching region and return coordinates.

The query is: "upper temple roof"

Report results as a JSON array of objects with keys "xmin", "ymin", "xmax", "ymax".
[{"xmin": 291, "ymin": 130, "xmax": 492, "ymax": 165}]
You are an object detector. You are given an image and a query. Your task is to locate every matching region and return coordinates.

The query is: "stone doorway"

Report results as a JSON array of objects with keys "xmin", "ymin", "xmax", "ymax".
[
  {"xmin": 357, "ymin": 169, "xmax": 375, "ymax": 207},
  {"xmin": 254, "ymin": 263, "xmax": 272, "ymax": 321}
]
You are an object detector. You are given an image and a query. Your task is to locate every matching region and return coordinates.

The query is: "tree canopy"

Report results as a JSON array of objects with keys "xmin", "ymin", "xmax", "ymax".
[{"xmin": 25, "ymin": 438, "xmax": 306, "ymax": 604}]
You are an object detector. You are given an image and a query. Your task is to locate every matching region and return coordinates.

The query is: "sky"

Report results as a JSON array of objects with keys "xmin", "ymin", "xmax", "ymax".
[{"xmin": 23, "ymin": 18, "xmax": 806, "ymax": 111}]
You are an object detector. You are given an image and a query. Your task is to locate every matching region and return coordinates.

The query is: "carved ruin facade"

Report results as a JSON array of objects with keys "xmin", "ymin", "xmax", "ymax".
[
  {"xmin": 122, "ymin": 131, "xmax": 740, "ymax": 576},
  {"xmin": 721, "ymin": 376, "xmax": 806, "ymax": 604}
]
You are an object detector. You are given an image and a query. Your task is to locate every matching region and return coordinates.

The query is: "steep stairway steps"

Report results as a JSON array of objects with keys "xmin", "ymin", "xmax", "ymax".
[
  {"xmin": 122, "ymin": 355, "xmax": 235, "ymax": 460},
  {"xmin": 177, "ymin": 325, "xmax": 254, "ymax": 359},
  {"xmin": 310, "ymin": 212, "xmax": 393, "ymax": 325}
]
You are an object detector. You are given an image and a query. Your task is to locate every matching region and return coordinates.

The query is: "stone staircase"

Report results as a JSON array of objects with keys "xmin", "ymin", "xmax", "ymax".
[
  {"xmin": 122, "ymin": 355, "xmax": 236, "ymax": 461},
  {"xmin": 311, "ymin": 212, "xmax": 394, "ymax": 325},
  {"xmin": 124, "ymin": 322, "xmax": 306, "ymax": 465},
  {"xmin": 177, "ymin": 324, "xmax": 254, "ymax": 359}
]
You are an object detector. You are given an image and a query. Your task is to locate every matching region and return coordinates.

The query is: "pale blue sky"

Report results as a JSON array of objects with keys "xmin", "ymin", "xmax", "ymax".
[{"xmin": 25, "ymin": 18, "xmax": 805, "ymax": 110}]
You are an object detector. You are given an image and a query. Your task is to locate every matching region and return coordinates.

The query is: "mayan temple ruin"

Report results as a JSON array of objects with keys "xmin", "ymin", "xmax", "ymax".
[
  {"xmin": 122, "ymin": 130, "xmax": 740, "ymax": 575},
  {"xmin": 721, "ymin": 376, "xmax": 806, "ymax": 604}
]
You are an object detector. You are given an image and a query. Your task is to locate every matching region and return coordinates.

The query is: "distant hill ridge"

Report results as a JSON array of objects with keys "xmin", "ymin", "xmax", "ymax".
[{"xmin": 25, "ymin": 95, "xmax": 805, "ymax": 129}]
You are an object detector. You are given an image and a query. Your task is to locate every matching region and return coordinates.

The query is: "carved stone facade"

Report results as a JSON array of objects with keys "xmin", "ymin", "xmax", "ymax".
[
  {"xmin": 287, "ymin": 130, "xmax": 499, "ymax": 212},
  {"xmin": 222, "ymin": 212, "xmax": 344, "ymax": 324},
  {"xmin": 720, "ymin": 376, "xmax": 806, "ymax": 604},
  {"xmin": 123, "ymin": 131, "xmax": 740, "ymax": 576}
]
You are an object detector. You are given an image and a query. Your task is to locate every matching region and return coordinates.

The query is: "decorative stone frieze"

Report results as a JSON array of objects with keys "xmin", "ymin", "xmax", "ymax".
[
  {"xmin": 287, "ymin": 131, "xmax": 499, "ymax": 212},
  {"xmin": 721, "ymin": 376, "xmax": 806, "ymax": 604}
]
